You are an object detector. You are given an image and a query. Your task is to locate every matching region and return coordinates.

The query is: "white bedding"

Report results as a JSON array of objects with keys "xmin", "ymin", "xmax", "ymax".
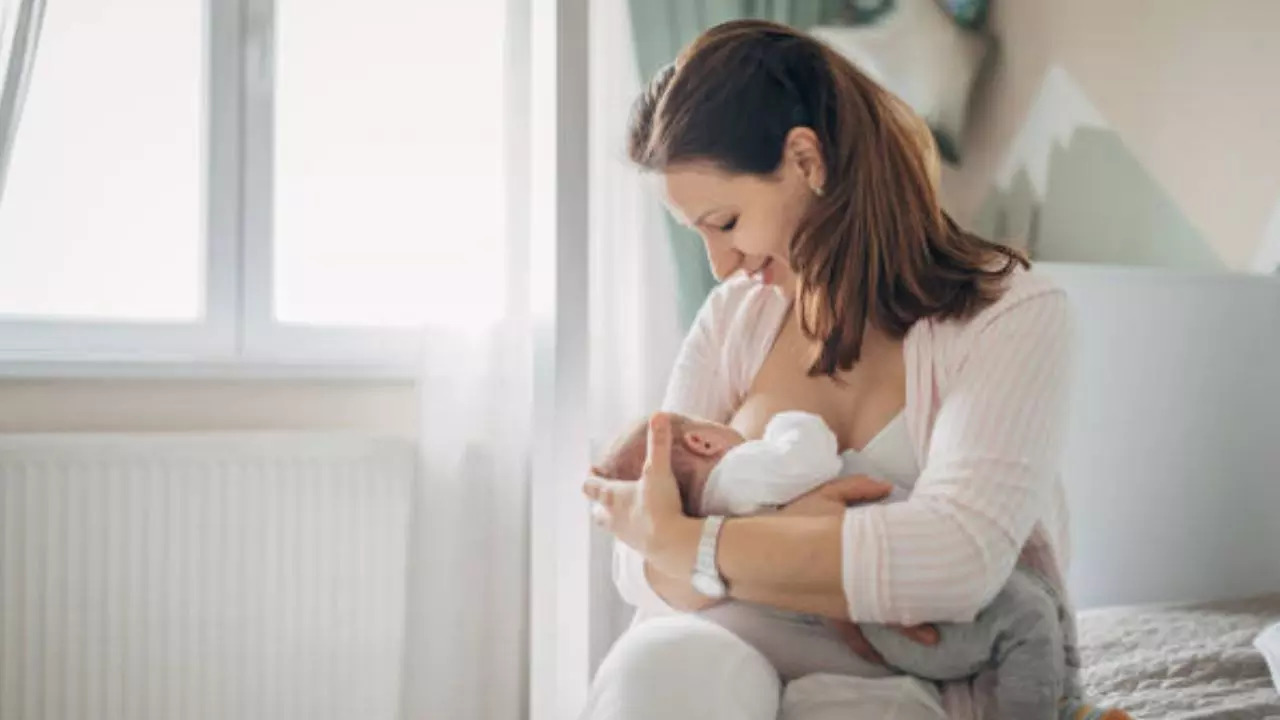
[{"xmin": 1077, "ymin": 594, "xmax": 1280, "ymax": 719}]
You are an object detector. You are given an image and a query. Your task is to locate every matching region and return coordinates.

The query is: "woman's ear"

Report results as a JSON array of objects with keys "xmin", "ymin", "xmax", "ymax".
[
  {"xmin": 682, "ymin": 430, "xmax": 728, "ymax": 458},
  {"xmin": 783, "ymin": 126, "xmax": 826, "ymax": 196}
]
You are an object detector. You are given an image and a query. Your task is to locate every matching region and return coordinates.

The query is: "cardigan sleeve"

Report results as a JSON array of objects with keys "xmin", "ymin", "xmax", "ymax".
[{"xmin": 842, "ymin": 288, "xmax": 1074, "ymax": 625}]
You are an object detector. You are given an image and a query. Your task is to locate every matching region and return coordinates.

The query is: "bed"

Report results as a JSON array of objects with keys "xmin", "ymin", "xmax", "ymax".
[
  {"xmin": 1040, "ymin": 266, "xmax": 1280, "ymax": 717},
  {"xmin": 1076, "ymin": 594, "xmax": 1280, "ymax": 719}
]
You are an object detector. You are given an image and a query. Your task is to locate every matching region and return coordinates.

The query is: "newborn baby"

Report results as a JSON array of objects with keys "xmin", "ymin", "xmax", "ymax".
[
  {"xmin": 595, "ymin": 411, "xmax": 891, "ymax": 518},
  {"xmin": 597, "ymin": 411, "xmax": 1127, "ymax": 720}
]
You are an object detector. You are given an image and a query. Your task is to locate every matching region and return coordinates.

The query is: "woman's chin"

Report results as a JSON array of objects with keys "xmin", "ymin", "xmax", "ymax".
[{"xmin": 763, "ymin": 266, "xmax": 795, "ymax": 297}]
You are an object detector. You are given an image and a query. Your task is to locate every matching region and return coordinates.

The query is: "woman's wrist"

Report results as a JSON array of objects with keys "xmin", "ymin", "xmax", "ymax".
[{"xmin": 649, "ymin": 515, "xmax": 702, "ymax": 578}]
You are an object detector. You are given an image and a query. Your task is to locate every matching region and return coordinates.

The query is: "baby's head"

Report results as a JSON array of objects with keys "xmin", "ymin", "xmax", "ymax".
[{"xmin": 594, "ymin": 414, "xmax": 746, "ymax": 516}]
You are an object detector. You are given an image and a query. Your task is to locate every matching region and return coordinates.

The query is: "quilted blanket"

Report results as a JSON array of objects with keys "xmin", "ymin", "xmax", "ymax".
[{"xmin": 1077, "ymin": 594, "xmax": 1280, "ymax": 719}]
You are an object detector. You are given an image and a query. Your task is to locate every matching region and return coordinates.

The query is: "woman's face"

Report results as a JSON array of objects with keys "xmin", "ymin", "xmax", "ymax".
[{"xmin": 661, "ymin": 136, "xmax": 822, "ymax": 294}]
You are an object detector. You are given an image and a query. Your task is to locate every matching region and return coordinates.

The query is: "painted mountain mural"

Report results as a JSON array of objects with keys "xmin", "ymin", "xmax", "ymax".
[{"xmin": 974, "ymin": 66, "xmax": 1226, "ymax": 271}]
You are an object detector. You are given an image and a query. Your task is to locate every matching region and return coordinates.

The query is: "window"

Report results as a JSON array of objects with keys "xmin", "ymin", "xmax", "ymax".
[
  {"xmin": 0, "ymin": 0, "xmax": 204, "ymax": 323},
  {"xmin": 271, "ymin": 0, "xmax": 505, "ymax": 330},
  {"xmin": 0, "ymin": 0, "xmax": 507, "ymax": 373}
]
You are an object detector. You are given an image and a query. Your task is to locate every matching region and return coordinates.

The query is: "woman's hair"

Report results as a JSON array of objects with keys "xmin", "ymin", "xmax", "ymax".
[{"xmin": 628, "ymin": 19, "xmax": 1027, "ymax": 376}]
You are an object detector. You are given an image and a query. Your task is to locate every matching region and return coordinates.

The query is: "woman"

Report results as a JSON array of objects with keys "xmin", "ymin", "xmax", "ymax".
[{"xmin": 583, "ymin": 19, "xmax": 1074, "ymax": 720}]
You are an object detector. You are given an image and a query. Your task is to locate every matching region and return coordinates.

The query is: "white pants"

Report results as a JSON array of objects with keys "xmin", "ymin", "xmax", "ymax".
[{"xmin": 582, "ymin": 615, "xmax": 948, "ymax": 720}]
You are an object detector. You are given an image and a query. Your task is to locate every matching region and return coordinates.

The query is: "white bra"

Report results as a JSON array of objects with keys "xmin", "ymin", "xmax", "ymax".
[{"xmin": 840, "ymin": 412, "xmax": 918, "ymax": 490}]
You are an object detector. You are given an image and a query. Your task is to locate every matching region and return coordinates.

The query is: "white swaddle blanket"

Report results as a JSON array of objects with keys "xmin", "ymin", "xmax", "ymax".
[{"xmin": 700, "ymin": 411, "xmax": 910, "ymax": 517}]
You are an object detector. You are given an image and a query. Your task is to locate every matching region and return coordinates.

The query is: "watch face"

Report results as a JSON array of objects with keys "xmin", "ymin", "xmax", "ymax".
[{"xmin": 691, "ymin": 572, "xmax": 727, "ymax": 599}]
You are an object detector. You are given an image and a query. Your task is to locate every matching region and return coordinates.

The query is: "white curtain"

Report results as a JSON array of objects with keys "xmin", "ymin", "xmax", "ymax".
[
  {"xmin": 587, "ymin": 0, "xmax": 684, "ymax": 656},
  {"xmin": 400, "ymin": 0, "xmax": 679, "ymax": 714},
  {"xmin": 0, "ymin": 0, "xmax": 45, "ymax": 205},
  {"xmin": 399, "ymin": 0, "xmax": 534, "ymax": 717},
  {"xmin": 402, "ymin": 325, "xmax": 531, "ymax": 720}
]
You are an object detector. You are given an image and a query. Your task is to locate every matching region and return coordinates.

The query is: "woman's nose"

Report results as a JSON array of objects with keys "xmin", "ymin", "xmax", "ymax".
[{"xmin": 701, "ymin": 237, "xmax": 743, "ymax": 281}]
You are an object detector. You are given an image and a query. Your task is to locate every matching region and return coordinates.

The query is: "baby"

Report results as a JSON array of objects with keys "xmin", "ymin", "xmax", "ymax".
[{"xmin": 597, "ymin": 411, "xmax": 1128, "ymax": 720}]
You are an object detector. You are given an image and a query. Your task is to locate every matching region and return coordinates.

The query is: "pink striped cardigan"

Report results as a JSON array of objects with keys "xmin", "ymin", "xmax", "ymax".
[{"xmin": 614, "ymin": 268, "xmax": 1078, "ymax": 718}]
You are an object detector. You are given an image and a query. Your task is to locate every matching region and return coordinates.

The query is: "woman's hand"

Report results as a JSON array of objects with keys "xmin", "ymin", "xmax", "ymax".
[
  {"xmin": 779, "ymin": 475, "xmax": 895, "ymax": 516},
  {"xmin": 583, "ymin": 414, "xmax": 700, "ymax": 576}
]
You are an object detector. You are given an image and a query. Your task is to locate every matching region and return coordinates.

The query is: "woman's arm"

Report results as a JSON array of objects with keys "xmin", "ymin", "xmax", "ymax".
[
  {"xmin": 610, "ymin": 282, "xmax": 741, "ymax": 615},
  {"xmin": 635, "ymin": 290, "xmax": 1074, "ymax": 625},
  {"xmin": 842, "ymin": 290, "xmax": 1072, "ymax": 624},
  {"xmin": 644, "ymin": 503, "xmax": 852, "ymax": 619},
  {"xmin": 618, "ymin": 475, "xmax": 897, "ymax": 619},
  {"xmin": 614, "ymin": 541, "xmax": 717, "ymax": 613}
]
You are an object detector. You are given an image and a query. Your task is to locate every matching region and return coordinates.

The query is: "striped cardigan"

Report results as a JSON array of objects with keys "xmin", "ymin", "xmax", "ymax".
[{"xmin": 614, "ymin": 268, "xmax": 1078, "ymax": 718}]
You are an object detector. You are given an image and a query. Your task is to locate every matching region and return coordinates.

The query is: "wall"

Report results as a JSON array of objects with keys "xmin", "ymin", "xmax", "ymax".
[
  {"xmin": 0, "ymin": 379, "xmax": 418, "ymax": 437},
  {"xmin": 944, "ymin": 0, "xmax": 1280, "ymax": 273},
  {"xmin": 1043, "ymin": 263, "xmax": 1280, "ymax": 608}
]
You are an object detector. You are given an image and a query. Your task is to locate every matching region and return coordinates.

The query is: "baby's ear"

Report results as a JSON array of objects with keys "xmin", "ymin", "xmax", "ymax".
[{"xmin": 683, "ymin": 430, "xmax": 725, "ymax": 458}]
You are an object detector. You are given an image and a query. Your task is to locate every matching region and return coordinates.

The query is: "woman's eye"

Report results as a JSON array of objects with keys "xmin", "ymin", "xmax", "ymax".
[{"xmin": 718, "ymin": 218, "xmax": 738, "ymax": 232}]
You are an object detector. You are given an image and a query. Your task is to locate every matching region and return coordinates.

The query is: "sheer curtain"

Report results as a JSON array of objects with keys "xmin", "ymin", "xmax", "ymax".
[
  {"xmin": 0, "ymin": 0, "xmax": 46, "ymax": 205},
  {"xmin": 404, "ymin": 1, "xmax": 690, "ymax": 706},
  {"xmin": 399, "ymin": 0, "xmax": 533, "ymax": 718},
  {"xmin": 403, "ymin": 325, "xmax": 531, "ymax": 719},
  {"xmin": 588, "ymin": 0, "xmax": 684, "ymax": 655},
  {"xmin": 401, "ymin": 0, "xmax": 663, "ymax": 715}
]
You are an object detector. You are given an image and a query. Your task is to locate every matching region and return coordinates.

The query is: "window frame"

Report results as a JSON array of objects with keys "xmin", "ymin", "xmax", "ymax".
[{"xmin": 0, "ymin": 0, "xmax": 429, "ymax": 377}]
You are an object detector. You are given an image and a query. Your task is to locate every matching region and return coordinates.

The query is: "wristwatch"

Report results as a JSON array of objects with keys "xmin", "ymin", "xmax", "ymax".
[{"xmin": 690, "ymin": 515, "xmax": 728, "ymax": 599}]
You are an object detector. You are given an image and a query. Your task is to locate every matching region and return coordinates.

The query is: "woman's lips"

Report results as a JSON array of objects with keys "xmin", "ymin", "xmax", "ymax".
[{"xmin": 749, "ymin": 258, "xmax": 774, "ymax": 284}]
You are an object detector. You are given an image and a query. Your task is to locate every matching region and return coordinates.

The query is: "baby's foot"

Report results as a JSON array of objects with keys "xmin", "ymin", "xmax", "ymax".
[{"xmin": 1058, "ymin": 698, "xmax": 1133, "ymax": 720}]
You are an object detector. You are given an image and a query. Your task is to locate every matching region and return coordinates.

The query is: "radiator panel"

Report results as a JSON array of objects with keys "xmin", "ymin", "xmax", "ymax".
[{"xmin": 0, "ymin": 434, "xmax": 414, "ymax": 720}]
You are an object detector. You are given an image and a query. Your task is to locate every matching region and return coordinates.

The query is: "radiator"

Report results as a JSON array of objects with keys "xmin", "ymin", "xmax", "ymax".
[{"xmin": 0, "ymin": 433, "xmax": 415, "ymax": 720}]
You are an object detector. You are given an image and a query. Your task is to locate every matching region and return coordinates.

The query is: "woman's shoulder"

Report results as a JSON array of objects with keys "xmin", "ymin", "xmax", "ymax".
[
  {"xmin": 695, "ymin": 275, "xmax": 790, "ymax": 344},
  {"xmin": 916, "ymin": 266, "xmax": 1071, "ymax": 358},
  {"xmin": 982, "ymin": 265, "xmax": 1068, "ymax": 323}
]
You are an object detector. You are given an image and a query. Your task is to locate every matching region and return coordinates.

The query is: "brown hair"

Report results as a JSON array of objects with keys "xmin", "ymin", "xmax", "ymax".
[{"xmin": 628, "ymin": 19, "xmax": 1027, "ymax": 375}]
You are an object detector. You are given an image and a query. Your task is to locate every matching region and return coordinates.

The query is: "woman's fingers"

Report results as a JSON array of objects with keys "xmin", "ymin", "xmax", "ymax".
[
  {"xmin": 589, "ymin": 500, "xmax": 611, "ymax": 527},
  {"xmin": 584, "ymin": 477, "xmax": 636, "ymax": 530},
  {"xmin": 831, "ymin": 621, "xmax": 887, "ymax": 666},
  {"xmin": 583, "ymin": 477, "xmax": 628, "ymax": 507},
  {"xmin": 820, "ymin": 475, "xmax": 894, "ymax": 505},
  {"xmin": 889, "ymin": 623, "xmax": 940, "ymax": 645},
  {"xmin": 640, "ymin": 413, "xmax": 687, "ymax": 516},
  {"xmin": 642, "ymin": 413, "xmax": 672, "ymax": 474}
]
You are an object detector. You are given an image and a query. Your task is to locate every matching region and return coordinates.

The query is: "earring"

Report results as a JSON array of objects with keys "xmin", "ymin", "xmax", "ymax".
[{"xmin": 811, "ymin": 184, "xmax": 825, "ymax": 197}]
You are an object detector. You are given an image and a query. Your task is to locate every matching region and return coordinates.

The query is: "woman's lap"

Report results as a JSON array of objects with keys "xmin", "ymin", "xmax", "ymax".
[
  {"xmin": 583, "ymin": 615, "xmax": 781, "ymax": 720},
  {"xmin": 583, "ymin": 615, "xmax": 947, "ymax": 720}
]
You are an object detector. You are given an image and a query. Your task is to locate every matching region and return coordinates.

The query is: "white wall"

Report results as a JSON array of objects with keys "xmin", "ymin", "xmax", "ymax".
[{"xmin": 1044, "ymin": 264, "xmax": 1280, "ymax": 608}]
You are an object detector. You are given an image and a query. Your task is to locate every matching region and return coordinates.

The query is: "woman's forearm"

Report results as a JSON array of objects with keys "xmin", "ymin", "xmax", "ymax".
[
  {"xmin": 652, "ymin": 512, "xmax": 849, "ymax": 619},
  {"xmin": 717, "ymin": 514, "xmax": 847, "ymax": 617}
]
